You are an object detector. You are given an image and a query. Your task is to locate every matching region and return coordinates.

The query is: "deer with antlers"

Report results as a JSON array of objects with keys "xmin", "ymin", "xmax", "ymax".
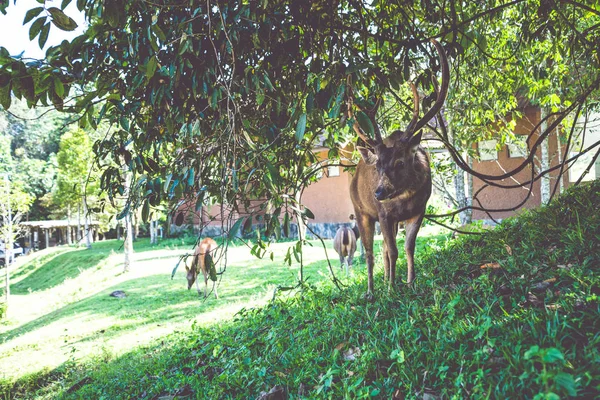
[{"xmin": 349, "ymin": 40, "xmax": 449, "ymax": 299}]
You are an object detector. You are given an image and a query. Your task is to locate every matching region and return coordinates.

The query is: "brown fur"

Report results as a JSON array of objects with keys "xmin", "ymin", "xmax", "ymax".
[
  {"xmin": 350, "ymin": 137, "xmax": 432, "ymax": 297},
  {"xmin": 185, "ymin": 237, "xmax": 219, "ymax": 298},
  {"xmin": 349, "ymin": 40, "xmax": 448, "ymax": 299},
  {"xmin": 333, "ymin": 226, "xmax": 357, "ymax": 275}
]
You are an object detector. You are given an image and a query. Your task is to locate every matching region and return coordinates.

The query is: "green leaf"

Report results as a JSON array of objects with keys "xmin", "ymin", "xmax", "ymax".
[
  {"xmin": 0, "ymin": 81, "xmax": 11, "ymax": 109},
  {"xmin": 542, "ymin": 348, "xmax": 564, "ymax": 363},
  {"xmin": 282, "ymin": 212, "xmax": 290, "ymax": 238},
  {"xmin": 61, "ymin": 0, "xmax": 73, "ymax": 10},
  {"xmin": 295, "ymin": 113, "xmax": 307, "ymax": 142},
  {"xmin": 47, "ymin": 7, "xmax": 78, "ymax": 31},
  {"xmin": 53, "ymin": 76, "xmax": 64, "ymax": 97},
  {"xmin": 242, "ymin": 215, "xmax": 253, "ymax": 234},
  {"xmin": 141, "ymin": 199, "xmax": 149, "ymax": 223},
  {"xmin": 306, "ymin": 92, "xmax": 314, "ymax": 113},
  {"xmin": 29, "ymin": 16, "xmax": 47, "ymax": 41},
  {"xmin": 524, "ymin": 345, "xmax": 539, "ymax": 360},
  {"xmin": 23, "ymin": 7, "xmax": 44, "ymax": 25},
  {"xmin": 175, "ymin": 212, "xmax": 184, "ymax": 226},
  {"xmin": 554, "ymin": 372, "xmax": 576, "ymax": 396},
  {"xmin": 207, "ymin": 254, "xmax": 217, "ymax": 281},
  {"xmin": 145, "ymin": 56, "xmax": 157, "ymax": 79},
  {"xmin": 228, "ymin": 217, "xmax": 244, "ymax": 240},
  {"xmin": 356, "ymin": 111, "xmax": 375, "ymax": 137},
  {"xmin": 303, "ymin": 207, "xmax": 315, "ymax": 219},
  {"xmin": 263, "ymin": 73, "xmax": 274, "ymax": 91},
  {"xmin": 38, "ymin": 22, "xmax": 50, "ymax": 48}
]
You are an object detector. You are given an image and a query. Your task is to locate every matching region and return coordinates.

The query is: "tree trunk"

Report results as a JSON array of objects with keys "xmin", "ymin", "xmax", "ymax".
[
  {"xmin": 540, "ymin": 108, "xmax": 551, "ymax": 204},
  {"xmin": 123, "ymin": 213, "xmax": 133, "ymax": 272},
  {"xmin": 132, "ymin": 213, "xmax": 138, "ymax": 242},
  {"xmin": 3, "ymin": 176, "xmax": 12, "ymax": 319},
  {"xmin": 66, "ymin": 205, "xmax": 72, "ymax": 245},
  {"xmin": 77, "ymin": 203, "xmax": 82, "ymax": 242},
  {"xmin": 150, "ymin": 219, "xmax": 157, "ymax": 245},
  {"xmin": 83, "ymin": 195, "xmax": 92, "ymax": 249},
  {"xmin": 448, "ymin": 115, "xmax": 472, "ymax": 225},
  {"xmin": 465, "ymin": 156, "xmax": 473, "ymax": 223}
]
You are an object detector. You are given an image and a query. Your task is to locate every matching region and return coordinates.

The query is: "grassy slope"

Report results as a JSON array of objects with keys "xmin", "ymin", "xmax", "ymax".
[
  {"xmin": 3, "ymin": 181, "xmax": 600, "ymax": 399},
  {"xmin": 0, "ymin": 235, "xmax": 364, "ymax": 389}
]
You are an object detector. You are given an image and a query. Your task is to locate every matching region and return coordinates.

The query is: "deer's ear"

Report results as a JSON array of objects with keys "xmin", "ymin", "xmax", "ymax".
[
  {"xmin": 358, "ymin": 146, "xmax": 378, "ymax": 165},
  {"xmin": 409, "ymin": 131, "xmax": 423, "ymax": 153}
]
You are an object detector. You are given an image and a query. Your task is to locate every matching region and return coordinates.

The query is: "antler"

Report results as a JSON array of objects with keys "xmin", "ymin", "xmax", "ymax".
[
  {"xmin": 399, "ymin": 39, "xmax": 450, "ymax": 142},
  {"xmin": 347, "ymin": 75, "xmax": 383, "ymax": 148}
]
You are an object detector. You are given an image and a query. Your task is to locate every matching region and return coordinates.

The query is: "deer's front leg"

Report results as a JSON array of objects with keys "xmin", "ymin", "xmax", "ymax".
[
  {"xmin": 404, "ymin": 215, "xmax": 424, "ymax": 284},
  {"xmin": 380, "ymin": 219, "xmax": 399, "ymax": 291},
  {"xmin": 357, "ymin": 214, "xmax": 375, "ymax": 299},
  {"xmin": 195, "ymin": 272, "xmax": 203, "ymax": 297}
]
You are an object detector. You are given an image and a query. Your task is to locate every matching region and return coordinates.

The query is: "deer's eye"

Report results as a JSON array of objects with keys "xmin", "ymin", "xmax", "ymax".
[{"xmin": 395, "ymin": 160, "xmax": 405, "ymax": 168}]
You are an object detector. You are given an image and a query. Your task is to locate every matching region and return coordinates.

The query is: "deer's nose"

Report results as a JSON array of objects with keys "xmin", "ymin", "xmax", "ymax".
[{"xmin": 374, "ymin": 187, "xmax": 387, "ymax": 200}]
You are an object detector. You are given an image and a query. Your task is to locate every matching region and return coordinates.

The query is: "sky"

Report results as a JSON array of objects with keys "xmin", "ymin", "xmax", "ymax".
[{"xmin": 0, "ymin": 0, "xmax": 86, "ymax": 59}]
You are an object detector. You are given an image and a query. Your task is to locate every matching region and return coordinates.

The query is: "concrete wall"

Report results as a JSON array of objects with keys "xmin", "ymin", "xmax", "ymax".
[{"xmin": 471, "ymin": 106, "xmax": 570, "ymax": 222}]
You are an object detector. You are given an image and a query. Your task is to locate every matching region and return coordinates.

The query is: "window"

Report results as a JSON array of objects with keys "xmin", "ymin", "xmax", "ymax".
[
  {"xmin": 569, "ymin": 151, "xmax": 599, "ymax": 182},
  {"xmin": 478, "ymin": 139, "xmax": 498, "ymax": 161},
  {"xmin": 327, "ymin": 165, "xmax": 340, "ymax": 177},
  {"xmin": 507, "ymin": 136, "xmax": 528, "ymax": 158}
]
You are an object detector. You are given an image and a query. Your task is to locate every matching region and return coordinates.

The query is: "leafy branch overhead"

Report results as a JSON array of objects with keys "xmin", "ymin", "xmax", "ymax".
[{"xmin": 0, "ymin": 0, "xmax": 598, "ymax": 222}]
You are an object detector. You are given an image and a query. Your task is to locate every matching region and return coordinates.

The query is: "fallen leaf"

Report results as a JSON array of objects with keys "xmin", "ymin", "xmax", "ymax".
[
  {"xmin": 480, "ymin": 262, "xmax": 501, "ymax": 270},
  {"xmin": 504, "ymin": 244, "xmax": 513, "ymax": 255},
  {"xmin": 274, "ymin": 371, "xmax": 287, "ymax": 378},
  {"xmin": 343, "ymin": 347, "xmax": 361, "ymax": 361},
  {"xmin": 393, "ymin": 389, "xmax": 404, "ymax": 399},
  {"xmin": 546, "ymin": 304, "xmax": 561, "ymax": 310},
  {"xmin": 532, "ymin": 277, "xmax": 557, "ymax": 292},
  {"xmin": 346, "ymin": 370, "xmax": 354, "ymax": 376},
  {"xmin": 335, "ymin": 342, "xmax": 347, "ymax": 351},
  {"xmin": 257, "ymin": 385, "xmax": 287, "ymax": 400},
  {"xmin": 526, "ymin": 292, "xmax": 544, "ymax": 307}
]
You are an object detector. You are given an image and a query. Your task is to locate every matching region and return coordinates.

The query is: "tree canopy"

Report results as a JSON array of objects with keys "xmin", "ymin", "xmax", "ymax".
[{"xmin": 0, "ymin": 0, "xmax": 599, "ymax": 231}]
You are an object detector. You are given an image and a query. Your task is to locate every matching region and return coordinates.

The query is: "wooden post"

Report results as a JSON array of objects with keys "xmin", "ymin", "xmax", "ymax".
[{"xmin": 44, "ymin": 229, "xmax": 49, "ymax": 249}]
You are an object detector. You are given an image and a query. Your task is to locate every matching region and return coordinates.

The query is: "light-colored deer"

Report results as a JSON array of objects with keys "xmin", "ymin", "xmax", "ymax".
[
  {"xmin": 333, "ymin": 217, "xmax": 358, "ymax": 276},
  {"xmin": 185, "ymin": 237, "xmax": 219, "ymax": 298}
]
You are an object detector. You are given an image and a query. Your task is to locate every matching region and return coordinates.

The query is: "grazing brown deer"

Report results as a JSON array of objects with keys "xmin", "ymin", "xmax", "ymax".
[
  {"xmin": 349, "ymin": 40, "xmax": 449, "ymax": 298},
  {"xmin": 185, "ymin": 237, "xmax": 219, "ymax": 298},
  {"xmin": 333, "ymin": 224, "xmax": 357, "ymax": 276}
]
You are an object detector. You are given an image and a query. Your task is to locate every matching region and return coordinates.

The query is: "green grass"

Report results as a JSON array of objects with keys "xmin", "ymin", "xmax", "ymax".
[{"xmin": 2, "ymin": 181, "xmax": 600, "ymax": 399}]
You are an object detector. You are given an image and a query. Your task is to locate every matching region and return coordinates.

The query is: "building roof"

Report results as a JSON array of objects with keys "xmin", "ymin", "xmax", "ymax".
[{"xmin": 20, "ymin": 220, "xmax": 100, "ymax": 229}]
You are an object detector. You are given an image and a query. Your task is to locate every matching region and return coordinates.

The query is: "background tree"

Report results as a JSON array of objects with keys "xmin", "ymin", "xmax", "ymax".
[
  {"xmin": 0, "ymin": 174, "xmax": 34, "ymax": 319},
  {"xmin": 0, "ymin": 98, "xmax": 69, "ymax": 220},
  {"xmin": 54, "ymin": 128, "xmax": 95, "ymax": 247}
]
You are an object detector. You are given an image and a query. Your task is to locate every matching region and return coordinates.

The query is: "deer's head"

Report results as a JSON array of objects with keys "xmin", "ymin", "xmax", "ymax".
[
  {"xmin": 185, "ymin": 264, "xmax": 196, "ymax": 289},
  {"xmin": 351, "ymin": 40, "xmax": 449, "ymax": 202}
]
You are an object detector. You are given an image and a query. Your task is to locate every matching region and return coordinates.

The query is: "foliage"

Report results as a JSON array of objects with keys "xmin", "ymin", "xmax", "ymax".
[
  {"xmin": 0, "ymin": 0, "xmax": 598, "ymax": 236},
  {"xmin": 54, "ymin": 127, "xmax": 93, "ymax": 211},
  {"xmin": 2, "ymin": 178, "xmax": 599, "ymax": 399},
  {"xmin": 0, "ymin": 98, "xmax": 69, "ymax": 220}
]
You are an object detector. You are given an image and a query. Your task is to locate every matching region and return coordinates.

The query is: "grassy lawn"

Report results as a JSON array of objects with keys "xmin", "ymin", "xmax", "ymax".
[
  {"xmin": 2, "ymin": 181, "xmax": 598, "ymax": 399},
  {"xmin": 0, "ymin": 226, "xmax": 450, "ymax": 389}
]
